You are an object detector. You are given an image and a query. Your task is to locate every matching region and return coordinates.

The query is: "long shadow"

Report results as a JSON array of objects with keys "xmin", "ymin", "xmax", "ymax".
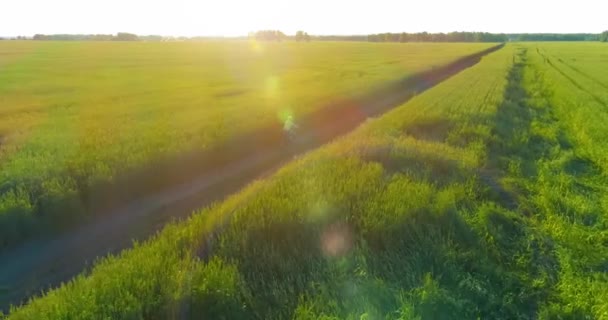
[
  {"xmin": 484, "ymin": 47, "xmax": 562, "ymax": 211},
  {"xmin": 199, "ymin": 46, "xmax": 560, "ymax": 319},
  {"xmin": 0, "ymin": 44, "xmax": 504, "ymax": 312},
  {"xmin": 468, "ymin": 46, "xmax": 562, "ymax": 317},
  {"xmin": 481, "ymin": 46, "xmax": 608, "ymax": 318}
]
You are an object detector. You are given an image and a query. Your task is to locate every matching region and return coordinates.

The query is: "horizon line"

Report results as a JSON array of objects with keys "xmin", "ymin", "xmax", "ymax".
[{"xmin": 2, "ymin": 31, "xmax": 605, "ymax": 38}]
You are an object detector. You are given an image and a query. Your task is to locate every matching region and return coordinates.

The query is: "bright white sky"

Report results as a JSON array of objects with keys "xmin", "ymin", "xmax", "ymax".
[{"xmin": 2, "ymin": 0, "xmax": 607, "ymax": 37}]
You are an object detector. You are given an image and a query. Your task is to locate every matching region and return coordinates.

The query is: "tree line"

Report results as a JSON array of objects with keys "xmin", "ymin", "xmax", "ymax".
[
  {"xmin": 249, "ymin": 30, "xmax": 286, "ymax": 41},
  {"xmin": 248, "ymin": 31, "xmax": 507, "ymax": 43},
  {"xmin": 366, "ymin": 32, "xmax": 508, "ymax": 42},
  {"xmin": 245, "ymin": 30, "xmax": 310, "ymax": 42},
  {"xmin": 295, "ymin": 31, "xmax": 311, "ymax": 42},
  {"xmin": 30, "ymin": 33, "xmax": 161, "ymax": 41},
  {"xmin": 6, "ymin": 31, "xmax": 607, "ymax": 42},
  {"xmin": 510, "ymin": 33, "xmax": 600, "ymax": 41},
  {"xmin": 314, "ymin": 32, "xmax": 608, "ymax": 43}
]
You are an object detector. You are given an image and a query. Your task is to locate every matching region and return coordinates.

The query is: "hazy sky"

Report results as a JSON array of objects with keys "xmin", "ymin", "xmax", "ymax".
[{"xmin": 2, "ymin": 0, "xmax": 607, "ymax": 36}]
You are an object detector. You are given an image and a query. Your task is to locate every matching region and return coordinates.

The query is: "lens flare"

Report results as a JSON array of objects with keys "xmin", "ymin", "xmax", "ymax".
[
  {"xmin": 321, "ymin": 222, "xmax": 353, "ymax": 257},
  {"xmin": 277, "ymin": 109, "xmax": 293, "ymax": 123}
]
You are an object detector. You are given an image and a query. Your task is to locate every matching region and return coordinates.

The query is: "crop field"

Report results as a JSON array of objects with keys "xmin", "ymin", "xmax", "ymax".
[
  {"xmin": 0, "ymin": 41, "xmax": 494, "ymax": 247},
  {"xmin": 4, "ymin": 42, "xmax": 607, "ymax": 319}
]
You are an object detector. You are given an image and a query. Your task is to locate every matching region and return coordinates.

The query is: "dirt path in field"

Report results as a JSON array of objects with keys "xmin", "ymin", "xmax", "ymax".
[{"xmin": 0, "ymin": 44, "xmax": 504, "ymax": 312}]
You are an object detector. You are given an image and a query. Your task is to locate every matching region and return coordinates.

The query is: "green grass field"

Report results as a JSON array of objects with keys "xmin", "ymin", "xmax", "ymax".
[
  {"xmin": 5, "ymin": 42, "xmax": 607, "ymax": 319},
  {"xmin": 0, "ymin": 41, "xmax": 494, "ymax": 247}
]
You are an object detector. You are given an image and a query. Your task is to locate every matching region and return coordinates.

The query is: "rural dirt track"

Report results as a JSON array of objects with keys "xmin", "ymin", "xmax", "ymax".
[{"xmin": 0, "ymin": 44, "xmax": 503, "ymax": 312}]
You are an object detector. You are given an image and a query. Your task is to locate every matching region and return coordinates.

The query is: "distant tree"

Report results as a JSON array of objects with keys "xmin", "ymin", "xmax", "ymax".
[
  {"xmin": 295, "ymin": 31, "xmax": 306, "ymax": 42},
  {"xmin": 140, "ymin": 35, "xmax": 163, "ymax": 41},
  {"xmin": 601, "ymin": 31, "xmax": 608, "ymax": 42},
  {"xmin": 114, "ymin": 32, "xmax": 139, "ymax": 41},
  {"xmin": 32, "ymin": 34, "xmax": 114, "ymax": 41},
  {"xmin": 90, "ymin": 34, "xmax": 114, "ymax": 41},
  {"xmin": 432, "ymin": 33, "xmax": 446, "ymax": 42},
  {"xmin": 366, "ymin": 31, "xmax": 508, "ymax": 43},
  {"xmin": 419, "ymin": 32, "xmax": 430, "ymax": 42},
  {"xmin": 254, "ymin": 30, "xmax": 286, "ymax": 41},
  {"xmin": 447, "ymin": 32, "xmax": 463, "ymax": 42},
  {"xmin": 514, "ymin": 33, "xmax": 596, "ymax": 41},
  {"xmin": 295, "ymin": 31, "xmax": 303, "ymax": 41}
]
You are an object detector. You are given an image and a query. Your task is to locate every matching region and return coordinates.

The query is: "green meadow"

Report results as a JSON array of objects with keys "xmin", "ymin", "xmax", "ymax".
[
  {"xmin": 5, "ymin": 42, "xmax": 608, "ymax": 319},
  {"xmin": 0, "ymin": 41, "xmax": 493, "ymax": 247}
]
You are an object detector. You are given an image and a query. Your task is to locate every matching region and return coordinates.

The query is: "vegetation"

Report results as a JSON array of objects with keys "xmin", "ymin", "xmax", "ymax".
[
  {"xmin": 367, "ymin": 31, "xmax": 508, "ymax": 42},
  {"xmin": 113, "ymin": 32, "xmax": 140, "ymax": 41},
  {"xmin": 32, "ymin": 33, "xmax": 142, "ymax": 41},
  {"xmin": 511, "ymin": 33, "xmax": 599, "ymax": 41},
  {"xmin": 7, "ymin": 42, "xmax": 607, "ymax": 319},
  {"xmin": 2, "ymin": 41, "xmax": 516, "ymax": 319},
  {"xmin": 16, "ymin": 32, "xmax": 608, "ymax": 42},
  {"xmin": 0, "ymin": 41, "xmax": 493, "ymax": 247},
  {"xmin": 250, "ymin": 30, "xmax": 287, "ymax": 41},
  {"xmin": 295, "ymin": 31, "xmax": 311, "ymax": 42},
  {"xmin": 314, "ymin": 33, "xmax": 600, "ymax": 43}
]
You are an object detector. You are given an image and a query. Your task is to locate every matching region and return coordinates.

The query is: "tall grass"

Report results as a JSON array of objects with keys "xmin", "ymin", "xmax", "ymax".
[
  {"xmin": 512, "ymin": 43, "xmax": 608, "ymax": 318},
  {"xmin": 0, "ymin": 41, "xmax": 494, "ymax": 247},
  {"xmin": 6, "ymin": 43, "xmax": 607, "ymax": 319},
  {"xmin": 6, "ymin": 44, "xmax": 519, "ymax": 319}
]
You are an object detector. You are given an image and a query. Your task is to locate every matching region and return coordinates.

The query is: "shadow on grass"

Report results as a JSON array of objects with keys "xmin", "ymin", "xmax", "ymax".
[
  {"xmin": 483, "ymin": 47, "xmax": 564, "ymax": 212},
  {"xmin": 207, "ymin": 200, "xmax": 560, "ymax": 318},
  {"xmin": 198, "ymin": 51, "xmax": 569, "ymax": 316}
]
